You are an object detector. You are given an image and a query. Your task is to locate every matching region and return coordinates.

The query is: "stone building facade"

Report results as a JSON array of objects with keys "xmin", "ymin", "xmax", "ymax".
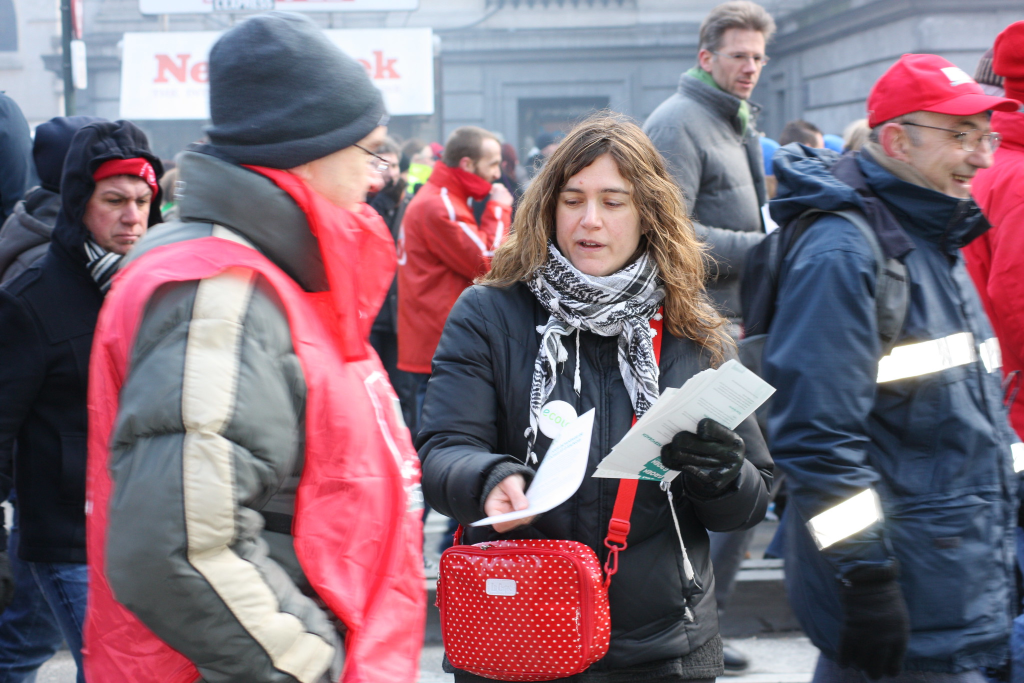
[
  {"xmin": 0, "ymin": 0, "xmax": 62, "ymax": 127},
  {"xmin": 8, "ymin": 0, "xmax": 1024, "ymax": 155}
]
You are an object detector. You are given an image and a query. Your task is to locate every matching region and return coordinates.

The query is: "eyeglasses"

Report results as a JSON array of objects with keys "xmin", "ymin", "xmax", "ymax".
[
  {"xmin": 354, "ymin": 143, "xmax": 391, "ymax": 172},
  {"xmin": 711, "ymin": 51, "xmax": 770, "ymax": 67},
  {"xmin": 900, "ymin": 122, "xmax": 1002, "ymax": 152}
]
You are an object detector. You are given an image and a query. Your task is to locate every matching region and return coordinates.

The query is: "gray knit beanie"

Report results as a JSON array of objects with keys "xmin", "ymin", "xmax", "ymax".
[{"xmin": 205, "ymin": 11, "xmax": 387, "ymax": 169}]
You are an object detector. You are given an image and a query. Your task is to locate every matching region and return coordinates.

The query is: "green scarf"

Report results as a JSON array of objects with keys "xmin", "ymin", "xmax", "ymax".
[{"xmin": 687, "ymin": 66, "xmax": 750, "ymax": 136}]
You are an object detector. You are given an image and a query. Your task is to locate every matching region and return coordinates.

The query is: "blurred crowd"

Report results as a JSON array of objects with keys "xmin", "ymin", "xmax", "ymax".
[{"xmin": 1, "ymin": 2, "xmax": 1024, "ymax": 683}]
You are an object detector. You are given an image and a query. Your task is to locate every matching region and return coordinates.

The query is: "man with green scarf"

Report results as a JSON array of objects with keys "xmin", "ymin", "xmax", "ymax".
[
  {"xmin": 644, "ymin": 0, "xmax": 775, "ymax": 331},
  {"xmin": 643, "ymin": 1, "xmax": 776, "ymax": 674}
]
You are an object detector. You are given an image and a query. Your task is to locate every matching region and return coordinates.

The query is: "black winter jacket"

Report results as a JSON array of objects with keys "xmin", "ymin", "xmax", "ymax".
[
  {"xmin": 419, "ymin": 282, "xmax": 773, "ymax": 678},
  {"xmin": 0, "ymin": 120, "xmax": 161, "ymax": 563}
]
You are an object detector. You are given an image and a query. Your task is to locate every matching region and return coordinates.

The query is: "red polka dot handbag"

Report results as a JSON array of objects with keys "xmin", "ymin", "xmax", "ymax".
[
  {"xmin": 436, "ymin": 482, "xmax": 637, "ymax": 681},
  {"xmin": 435, "ymin": 317, "xmax": 662, "ymax": 681}
]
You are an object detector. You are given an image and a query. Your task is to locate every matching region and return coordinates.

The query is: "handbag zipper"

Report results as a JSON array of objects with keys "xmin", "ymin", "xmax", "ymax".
[{"xmin": 442, "ymin": 546, "xmax": 596, "ymax": 664}]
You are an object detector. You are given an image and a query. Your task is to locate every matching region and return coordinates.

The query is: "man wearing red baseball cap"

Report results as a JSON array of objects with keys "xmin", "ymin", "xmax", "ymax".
[{"xmin": 761, "ymin": 52, "xmax": 1021, "ymax": 682}]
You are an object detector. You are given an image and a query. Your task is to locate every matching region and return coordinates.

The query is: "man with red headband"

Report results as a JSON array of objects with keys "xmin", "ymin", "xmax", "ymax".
[
  {"xmin": 761, "ymin": 54, "xmax": 1021, "ymax": 681},
  {"xmin": 83, "ymin": 12, "xmax": 424, "ymax": 683},
  {"xmin": 0, "ymin": 119, "xmax": 162, "ymax": 683}
]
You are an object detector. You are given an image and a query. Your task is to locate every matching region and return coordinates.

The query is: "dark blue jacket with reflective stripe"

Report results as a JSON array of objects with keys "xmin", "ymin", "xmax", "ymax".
[{"xmin": 763, "ymin": 146, "xmax": 1018, "ymax": 672}]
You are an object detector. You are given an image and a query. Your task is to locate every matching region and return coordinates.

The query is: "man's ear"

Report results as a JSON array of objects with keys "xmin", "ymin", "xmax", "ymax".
[
  {"xmin": 879, "ymin": 123, "xmax": 912, "ymax": 163},
  {"xmin": 458, "ymin": 156, "xmax": 475, "ymax": 174},
  {"xmin": 697, "ymin": 49, "xmax": 714, "ymax": 73}
]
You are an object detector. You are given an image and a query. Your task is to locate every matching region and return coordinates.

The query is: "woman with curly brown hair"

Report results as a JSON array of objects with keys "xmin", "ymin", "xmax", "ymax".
[{"xmin": 418, "ymin": 114, "xmax": 773, "ymax": 682}]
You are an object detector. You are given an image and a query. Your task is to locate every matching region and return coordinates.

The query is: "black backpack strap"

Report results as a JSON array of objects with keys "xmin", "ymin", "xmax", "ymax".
[{"xmin": 819, "ymin": 209, "xmax": 909, "ymax": 356}]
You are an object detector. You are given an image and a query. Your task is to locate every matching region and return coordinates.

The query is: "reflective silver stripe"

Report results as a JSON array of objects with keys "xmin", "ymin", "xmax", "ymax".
[
  {"xmin": 1012, "ymin": 443, "xmax": 1024, "ymax": 474},
  {"xmin": 877, "ymin": 332, "xmax": 976, "ymax": 383},
  {"xmin": 980, "ymin": 337, "xmax": 1002, "ymax": 373},
  {"xmin": 806, "ymin": 489, "xmax": 883, "ymax": 550}
]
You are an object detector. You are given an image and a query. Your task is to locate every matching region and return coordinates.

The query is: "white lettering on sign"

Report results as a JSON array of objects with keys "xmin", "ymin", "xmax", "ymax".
[
  {"xmin": 539, "ymin": 400, "xmax": 578, "ymax": 440},
  {"xmin": 120, "ymin": 28, "xmax": 434, "ymax": 120},
  {"xmin": 485, "ymin": 579, "xmax": 517, "ymax": 596}
]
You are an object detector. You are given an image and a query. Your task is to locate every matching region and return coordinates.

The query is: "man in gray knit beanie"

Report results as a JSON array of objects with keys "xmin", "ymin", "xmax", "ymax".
[{"xmin": 84, "ymin": 12, "xmax": 427, "ymax": 683}]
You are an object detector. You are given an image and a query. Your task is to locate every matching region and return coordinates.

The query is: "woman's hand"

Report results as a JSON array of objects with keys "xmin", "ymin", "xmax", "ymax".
[
  {"xmin": 660, "ymin": 417, "xmax": 745, "ymax": 497},
  {"xmin": 483, "ymin": 474, "xmax": 536, "ymax": 533}
]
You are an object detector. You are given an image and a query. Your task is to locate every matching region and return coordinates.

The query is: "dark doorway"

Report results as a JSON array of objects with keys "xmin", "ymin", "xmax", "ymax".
[{"xmin": 517, "ymin": 96, "xmax": 610, "ymax": 157}]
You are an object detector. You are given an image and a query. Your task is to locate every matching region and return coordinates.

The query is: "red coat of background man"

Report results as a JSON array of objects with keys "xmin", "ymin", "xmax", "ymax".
[
  {"xmin": 964, "ymin": 22, "xmax": 1024, "ymax": 438},
  {"xmin": 397, "ymin": 159, "xmax": 510, "ymax": 373}
]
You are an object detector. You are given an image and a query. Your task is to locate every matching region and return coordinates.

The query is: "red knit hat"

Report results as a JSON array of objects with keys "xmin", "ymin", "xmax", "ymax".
[
  {"xmin": 93, "ymin": 157, "xmax": 159, "ymax": 199},
  {"xmin": 867, "ymin": 54, "xmax": 1020, "ymax": 127},
  {"xmin": 993, "ymin": 21, "xmax": 1024, "ymax": 104}
]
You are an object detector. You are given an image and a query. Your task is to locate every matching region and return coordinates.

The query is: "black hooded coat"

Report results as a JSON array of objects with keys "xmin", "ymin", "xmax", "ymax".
[{"xmin": 0, "ymin": 120, "xmax": 161, "ymax": 563}]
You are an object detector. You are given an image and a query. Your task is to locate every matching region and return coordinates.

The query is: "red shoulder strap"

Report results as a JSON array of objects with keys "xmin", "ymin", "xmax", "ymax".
[{"xmin": 603, "ymin": 311, "xmax": 663, "ymax": 585}]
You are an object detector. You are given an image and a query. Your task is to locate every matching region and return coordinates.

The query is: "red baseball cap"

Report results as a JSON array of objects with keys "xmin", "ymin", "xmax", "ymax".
[{"xmin": 867, "ymin": 54, "xmax": 1021, "ymax": 128}]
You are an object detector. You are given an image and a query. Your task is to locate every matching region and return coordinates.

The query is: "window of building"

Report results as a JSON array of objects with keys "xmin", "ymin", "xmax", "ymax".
[{"xmin": 0, "ymin": 0, "xmax": 16, "ymax": 52}]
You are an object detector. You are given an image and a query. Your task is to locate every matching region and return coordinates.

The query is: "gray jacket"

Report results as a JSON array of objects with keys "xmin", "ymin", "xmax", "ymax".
[
  {"xmin": 107, "ymin": 151, "xmax": 340, "ymax": 683},
  {"xmin": 0, "ymin": 187, "xmax": 60, "ymax": 284},
  {"xmin": 644, "ymin": 73, "xmax": 766, "ymax": 321}
]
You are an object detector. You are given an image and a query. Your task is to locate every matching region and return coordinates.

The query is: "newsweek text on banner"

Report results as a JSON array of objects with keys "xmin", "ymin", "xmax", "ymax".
[
  {"xmin": 139, "ymin": 0, "xmax": 419, "ymax": 13},
  {"xmin": 119, "ymin": 28, "xmax": 434, "ymax": 119}
]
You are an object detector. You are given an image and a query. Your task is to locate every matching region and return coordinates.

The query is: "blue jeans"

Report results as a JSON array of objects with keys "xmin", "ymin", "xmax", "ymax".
[
  {"xmin": 0, "ymin": 518, "xmax": 63, "ymax": 683},
  {"xmin": 28, "ymin": 562, "xmax": 86, "ymax": 683}
]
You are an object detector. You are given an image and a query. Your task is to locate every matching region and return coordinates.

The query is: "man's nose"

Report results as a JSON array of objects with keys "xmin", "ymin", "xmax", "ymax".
[
  {"xmin": 968, "ymin": 145, "xmax": 995, "ymax": 169},
  {"xmin": 123, "ymin": 202, "xmax": 144, "ymax": 225}
]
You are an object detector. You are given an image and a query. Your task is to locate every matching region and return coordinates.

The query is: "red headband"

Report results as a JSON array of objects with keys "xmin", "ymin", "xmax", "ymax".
[{"xmin": 93, "ymin": 158, "xmax": 159, "ymax": 199}]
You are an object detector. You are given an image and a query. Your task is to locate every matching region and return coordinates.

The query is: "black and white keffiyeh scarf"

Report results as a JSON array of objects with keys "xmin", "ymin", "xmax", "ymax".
[
  {"xmin": 84, "ymin": 239, "xmax": 122, "ymax": 294},
  {"xmin": 524, "ymin": 242, "xmax": 665, "ymax": 464}
]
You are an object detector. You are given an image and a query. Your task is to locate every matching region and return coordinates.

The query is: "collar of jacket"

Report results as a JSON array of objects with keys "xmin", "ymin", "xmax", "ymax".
[
  {"xmin": 830, "ymin": 154, "xmax": 916, "ymax": 260},
  {"xmin": 427, "ymin": 160, "xmax": 493, "ymax": 202},
  {"xmin": 246, "ymin": 165, "xmax": 398, "ymax": 362},
  {"xmin": 175, "ymin": 150, "xmax": 329, "ymax": 292},
  {"xmin": 857, "ymin": 148, "xmax": 990, "ymax": 254},
  {"xmin": 678, "ymin": 72, "xmax": 762, "ymax": 137}
]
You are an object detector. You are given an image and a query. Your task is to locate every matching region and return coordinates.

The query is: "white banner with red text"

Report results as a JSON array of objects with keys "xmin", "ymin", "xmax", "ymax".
[{"xmin": 119, "ymin": 28, "xmax": 434, "ymax": 119}]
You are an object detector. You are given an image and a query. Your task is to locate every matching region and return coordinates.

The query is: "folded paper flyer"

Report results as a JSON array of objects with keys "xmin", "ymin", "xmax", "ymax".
[
  {"xmin": 472, "ymin": 409, "xmax": 595, "ymax": 527},
  {"xmin": 594, "ymin": 360, "xmax": 775, "ymax": 482}
]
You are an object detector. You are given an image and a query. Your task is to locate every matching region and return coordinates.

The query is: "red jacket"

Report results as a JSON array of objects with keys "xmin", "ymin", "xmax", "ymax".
[
  {"xmin": 964, "ymin": 109, "xmax": 1024, "ymax": 438},
  {"xmin": 397, "ymin": 162, "xmax": 510, "ymax": 373},
  {"xmin": 85, "ymin": 176, "xmax": 425, "ymax": 683}
]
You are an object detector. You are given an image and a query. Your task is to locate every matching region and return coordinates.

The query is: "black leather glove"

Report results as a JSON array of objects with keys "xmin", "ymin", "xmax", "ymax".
[
  {"xmin": 837, "ymin": 563, "xmax": 909, "ymax": 679},
  {"xmin": 660, "ymin": 417, "xmax": 744, "ymax": 497},
  {"xmin": 0, "ymin": 552, "xmax": 13, "ymax": 616}
]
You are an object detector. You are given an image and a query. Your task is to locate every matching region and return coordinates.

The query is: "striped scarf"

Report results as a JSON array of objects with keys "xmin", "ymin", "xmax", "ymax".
[
  {"xmin": 84, "ymin": 239, "xmax": 122, "ymax": 294},
  {"xmin": 524, "ymin": 243, "xmax": 665, "ymax": 463}
]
